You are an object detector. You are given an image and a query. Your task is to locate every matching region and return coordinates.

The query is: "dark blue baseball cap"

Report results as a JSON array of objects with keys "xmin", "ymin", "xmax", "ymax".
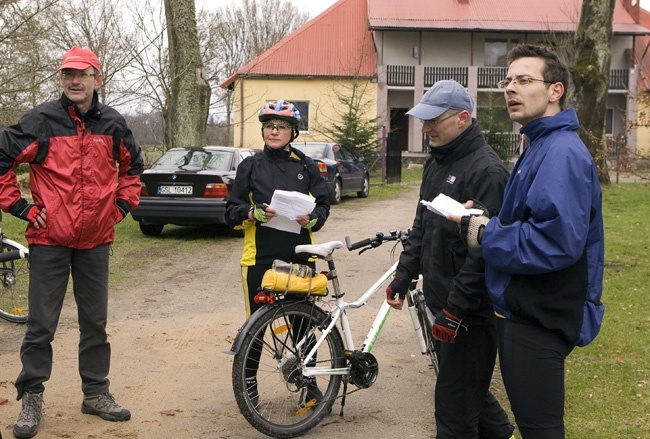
[{"xmin": 406, "ymin": 80, "xmax": 474, "ymax": 120}]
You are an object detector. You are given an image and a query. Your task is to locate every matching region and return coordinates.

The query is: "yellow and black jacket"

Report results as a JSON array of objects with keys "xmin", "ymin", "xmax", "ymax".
[{"xmin": 225, "ymin": 145, "xmax": 330, "ymax": 266}]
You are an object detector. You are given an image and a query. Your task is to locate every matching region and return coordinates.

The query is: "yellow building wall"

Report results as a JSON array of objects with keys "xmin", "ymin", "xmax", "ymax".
[
  {"xmin": 231, "ymin": 78, "xmax": 378, "ymax": 150},
  {"xmin": 637, "ymin": 126, "xmax": 650, "ymax": 158}
]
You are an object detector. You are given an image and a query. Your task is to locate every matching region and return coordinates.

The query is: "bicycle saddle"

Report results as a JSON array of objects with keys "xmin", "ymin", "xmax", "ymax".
[{"xmin": 295, "ymin": 241, "xmax": 343, "ymax": 259}]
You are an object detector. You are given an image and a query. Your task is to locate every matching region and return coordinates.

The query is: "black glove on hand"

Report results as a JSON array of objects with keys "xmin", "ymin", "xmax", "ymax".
[
  {"xmin": 432, "ymin": 308, "xmax": 464, "ymax": 343},
  {"xmin": 9, "ymin": 199, "xmax": 43, "ymax": 224},
  {"xmin": 386, "ymin": 276, "xmax": 410, "ymax": 301},
  {"xmin": 116, "ymin": 199, "xmax": 131, "ymax": 222}
]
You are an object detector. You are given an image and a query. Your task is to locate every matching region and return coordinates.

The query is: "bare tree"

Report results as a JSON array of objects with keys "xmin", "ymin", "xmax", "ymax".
[
  {"xmin": 45, "ymin": 0, "xmax": 138, "ymax": 106},
  {"xmin": 569, "ymin": 0, "xmax": 616, "ymax": 185},
  {"xmin": 199, "ymin": 0, "xmax": 309, "ymax": 143},
  {"xmin": 124, "ymin": 0, "xmax": 172, "ymax": 149},
  {"xmin": 0, "ymin": 0, "xmax": 61, "ymax": 127}
]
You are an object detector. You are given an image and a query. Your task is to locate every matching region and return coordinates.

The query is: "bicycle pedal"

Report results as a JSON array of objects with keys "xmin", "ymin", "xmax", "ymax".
[{"xmin": 295, "ymin": 398, "xmax": 317, "ymax": 415}]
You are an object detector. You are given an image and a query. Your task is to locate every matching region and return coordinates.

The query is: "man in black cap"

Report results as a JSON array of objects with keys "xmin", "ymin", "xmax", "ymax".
[{"xmin": 385, "ymin": 80, "xmax": 514, "ymax": 439}]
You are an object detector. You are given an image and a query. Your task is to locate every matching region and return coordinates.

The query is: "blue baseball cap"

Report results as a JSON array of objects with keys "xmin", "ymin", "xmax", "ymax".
[{"xmin": 406, "ymin": 80, "xmax": 474, "ymax": 120}]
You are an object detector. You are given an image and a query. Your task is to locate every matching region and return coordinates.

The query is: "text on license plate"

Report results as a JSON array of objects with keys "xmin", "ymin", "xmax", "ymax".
[{"xmin": 158, "ymin": 185, "xmax": 193, "ymax": 195}]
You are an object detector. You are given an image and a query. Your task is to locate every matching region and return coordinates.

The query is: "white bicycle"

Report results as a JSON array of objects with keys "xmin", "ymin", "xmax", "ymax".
[
  {"xmin": 230, "ymin": 230, "xmax": 438, "ymax": 438},
  {"xmin": 0, "ymin": 212, "xmax": 30, "ymax": 323}
]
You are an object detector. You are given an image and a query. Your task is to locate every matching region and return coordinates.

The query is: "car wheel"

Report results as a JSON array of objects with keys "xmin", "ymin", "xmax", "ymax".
[
  {"xmin": 139, "ymin": 222, "xmax": 164, "ymax": 236},
  {"xmin": 357, "ymin": 175, "xmax": 370, "ymax": 198},
  {"xmin": 330, "ymin": 179, "xmax": 342, "ymax": 204}
]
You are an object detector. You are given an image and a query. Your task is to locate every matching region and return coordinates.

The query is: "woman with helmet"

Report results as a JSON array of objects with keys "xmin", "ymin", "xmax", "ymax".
[
  {"xmin": 225, "ymin": 100, "xmax": 330, "ymax": 405},
  {"xmin": 227, "ymin": 99, "xmax": 330, "ymax": 314}
]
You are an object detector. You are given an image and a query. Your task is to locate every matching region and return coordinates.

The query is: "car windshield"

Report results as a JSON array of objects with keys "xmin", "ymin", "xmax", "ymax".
[
  {"xmin": 294, "ymin": 144, "xmax": 327, "ymax": 158},
  {"xmin": 151, "ymin": 150, "xmax": 234, "ymax": 171}
]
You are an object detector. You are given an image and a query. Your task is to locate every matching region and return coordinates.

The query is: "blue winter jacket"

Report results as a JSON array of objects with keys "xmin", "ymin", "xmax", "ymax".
[{"xmin": 482, "ymin": 109, "xmax": 605, "ymax": 346}]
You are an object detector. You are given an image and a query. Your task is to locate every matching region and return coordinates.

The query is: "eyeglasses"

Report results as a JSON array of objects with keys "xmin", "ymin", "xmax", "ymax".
[
  {"xmin": 61, "ymin": 70, "xmax": 97, "ymax": 80},
  {"xmin": 497, "ymin": 76, "xmax": 553, "ymax": 89},
  {"xmin": 423, "ymin": 111, "xmax": 461, "ymax": 128},
  {"xmin": 262, "ymin": 123, "xmax": 291, "ymax": 132}
]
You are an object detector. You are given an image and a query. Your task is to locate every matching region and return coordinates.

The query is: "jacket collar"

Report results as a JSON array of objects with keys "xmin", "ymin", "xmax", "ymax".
[
  {"xmin": 59, "ymin": 91, "xmax": 102, "ymax": 120},
  {"xmin": 429, "ymin": 119, "xmax": 484, "ymax": 162},
  {"xmin": 520, "ymin": 108, "xmax": 580, "ymax": 144}
]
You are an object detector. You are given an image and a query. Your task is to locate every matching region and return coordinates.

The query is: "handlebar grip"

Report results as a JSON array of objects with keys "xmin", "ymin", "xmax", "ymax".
[
  {"xmin": 345, "ymin": 236, "xmax": 373, "ymax": 251},
  {"xmin": 0, "ymin": 249, "xmax": 24, "ymax": 262}
]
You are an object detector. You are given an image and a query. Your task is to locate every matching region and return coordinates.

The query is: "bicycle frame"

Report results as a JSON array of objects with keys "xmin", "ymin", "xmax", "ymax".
[{"xmin": 300, "ymin": 260, "xmax": 399, "ymax": 378}]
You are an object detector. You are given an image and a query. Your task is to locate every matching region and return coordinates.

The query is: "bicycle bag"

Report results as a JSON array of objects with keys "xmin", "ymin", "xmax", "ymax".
[{"xmin": 261, "ymin": 269, "xmax": 328, "ymax": 296}]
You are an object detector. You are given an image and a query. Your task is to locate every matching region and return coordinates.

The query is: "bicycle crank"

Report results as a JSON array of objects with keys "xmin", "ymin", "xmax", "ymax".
[{"xmin": 345, "ymin": 350, "xmax": 378, "ymax": 388}]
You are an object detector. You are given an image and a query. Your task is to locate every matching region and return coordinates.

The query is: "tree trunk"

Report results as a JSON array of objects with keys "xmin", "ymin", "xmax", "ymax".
[
  {"xmin": 569, "ymin": 0, "xmax": 615, "ymax": 185},
  {"xmin": 164, "ymin": 0, "xmax": 211, "ymax": 148}
]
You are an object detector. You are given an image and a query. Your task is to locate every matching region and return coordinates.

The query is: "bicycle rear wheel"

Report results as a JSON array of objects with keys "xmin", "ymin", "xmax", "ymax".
[
  {"xmin": 0, "ymin": 241, "xmax": 29, "ymax": 323},
  {"xmin": 232, "ymin": 301, "xmax": 345, "ymax": 438}
]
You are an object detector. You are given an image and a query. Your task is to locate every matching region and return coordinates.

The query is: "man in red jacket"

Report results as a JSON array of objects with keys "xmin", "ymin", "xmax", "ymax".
[{"xmin": 0, "ymin": 46, "xmax": 143, "ymax": 439}]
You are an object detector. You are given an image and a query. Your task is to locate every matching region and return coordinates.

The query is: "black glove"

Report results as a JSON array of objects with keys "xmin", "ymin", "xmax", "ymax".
[
  {"xmin": 432, "ymin": 308, "xmax": 464, "ymax": 343},
  {"xmin": 116, "ymin": 199, "xmax": 131, "ymax": 222},
  {"xmin": 9, "ymin": 199, "xmax": 44, "ymax": 224},
  {"xmin": 386, "ymin": 276, "xmax": 410, "ymax": 301},
  {"xmin": 458, "ymin": 200, "xmax": 489, "ymax": 249}
]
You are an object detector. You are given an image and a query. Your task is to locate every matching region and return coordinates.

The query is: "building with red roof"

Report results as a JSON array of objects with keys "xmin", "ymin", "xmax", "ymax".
[{"xmin": 222, "ymin": 0, "xmax": 650, "ymax": 156}]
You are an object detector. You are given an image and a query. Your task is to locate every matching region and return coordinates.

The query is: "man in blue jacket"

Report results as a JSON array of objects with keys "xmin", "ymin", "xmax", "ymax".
[{"xmin": 451, "ymin": 44, "xmax": 605, "ymax": 438}]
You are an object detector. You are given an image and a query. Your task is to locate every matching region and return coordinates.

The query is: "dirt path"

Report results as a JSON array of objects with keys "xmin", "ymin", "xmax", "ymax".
[{"xmin": 0, "ymin": 184, "xmax": 508, "ymax": 438}]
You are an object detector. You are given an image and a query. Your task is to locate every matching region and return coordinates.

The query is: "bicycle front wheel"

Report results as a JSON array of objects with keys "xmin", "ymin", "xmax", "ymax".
[
  {"xmin": 232, "ymin": 301, "xmax": 345, "ymax": 438},
  {"xmin": 0, "ymin": 241, "xmax": 29, "ymax": 323}
]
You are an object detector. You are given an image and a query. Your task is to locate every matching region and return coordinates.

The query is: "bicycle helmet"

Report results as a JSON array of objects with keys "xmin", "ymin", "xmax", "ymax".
[{"xmin": 259, "ymin": 100, "xmax": 301, "ymax": 141}]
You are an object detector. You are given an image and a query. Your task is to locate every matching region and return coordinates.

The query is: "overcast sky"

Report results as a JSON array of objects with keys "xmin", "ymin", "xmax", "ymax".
[{"xmin": 198, "ymin": 0, "xmax": 339, "ymax": 18}]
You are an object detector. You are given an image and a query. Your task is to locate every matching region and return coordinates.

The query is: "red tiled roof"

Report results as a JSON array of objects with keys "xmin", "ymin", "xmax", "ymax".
[
  {"xmin": 220, "ymin": 0, "xmax": 375, "ymax": 88},
  {"xmin": 635, "ymin": 8, "xmax": 650, "ymax": 91},
  {"xmin": 222, "ymin": 0, "xmax": 650, "ymax": 89},
  {"xmin": 368, "ymin": 0, "xmax": 649, "ymax": 34}
]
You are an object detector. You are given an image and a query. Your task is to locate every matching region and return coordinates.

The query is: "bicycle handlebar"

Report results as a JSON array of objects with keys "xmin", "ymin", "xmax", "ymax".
[
  {"xmin": 345, "ymin": 229, "xmax": 409, "ymax": 254},
  {"xmin": 0, "ymin": 249, "xmax": 24, "ymax": 263}
]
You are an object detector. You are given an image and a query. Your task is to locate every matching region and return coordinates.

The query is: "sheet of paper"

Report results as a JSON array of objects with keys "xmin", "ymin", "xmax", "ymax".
[
  {"xmin": 420, "ymin": 193, "xmax": 484, "ymax": 217},
  {"xmin": 261, "ymin": 190, "xmax": 316, "ymax": 234}
]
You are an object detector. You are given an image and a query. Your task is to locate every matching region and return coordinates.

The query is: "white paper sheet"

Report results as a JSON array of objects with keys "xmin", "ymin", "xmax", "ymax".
[
  {"xmin": 261, "ymin": 190, "xmax": 316, "ymax": 234},
  {"xmin": 420, "ymin": 193, "xmax": 484, "ymax": 217}
]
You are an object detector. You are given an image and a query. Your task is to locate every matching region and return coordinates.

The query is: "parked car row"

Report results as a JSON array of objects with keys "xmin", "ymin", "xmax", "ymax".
[
  {"xmin": 292, "ymin": 141, "xmax": 369, "ymax": 204},
  {"xmin": 131, "ymin": 142, "xmax": 370, "ymax": 236}
]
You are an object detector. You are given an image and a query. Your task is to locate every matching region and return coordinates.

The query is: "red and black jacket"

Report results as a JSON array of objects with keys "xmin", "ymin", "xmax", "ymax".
[{"xmin": 0, "ymin": 92, "xmax": 144, "ymax": 249}]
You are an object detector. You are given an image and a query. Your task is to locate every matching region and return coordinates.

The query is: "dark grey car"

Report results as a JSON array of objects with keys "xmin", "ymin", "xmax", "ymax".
[
  {"xmin": 292, "ymin": 142, "xmax": 369, "ymax": 204},
  {"xmin": 131, "ymin": 146, "xmax": 254, "ymax": 236}
]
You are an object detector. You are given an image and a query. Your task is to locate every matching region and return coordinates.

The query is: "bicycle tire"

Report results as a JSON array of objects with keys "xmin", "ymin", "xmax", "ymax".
[
  {"xmin": 0, "ymin": 240, "xmax": 29, "ymax": 323},
  {"xmin": 413, "ymin": 290, "xmax": 439, "ymax": 375},
  {"xmin": 232, "ymin": 300, "xmax": 345, "ymax": 438}
]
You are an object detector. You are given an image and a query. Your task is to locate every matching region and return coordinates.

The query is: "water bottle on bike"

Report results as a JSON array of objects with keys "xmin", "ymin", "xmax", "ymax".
[{"xmin": 271, "ymin": 259, "xmax": 313, "ymax": 278}]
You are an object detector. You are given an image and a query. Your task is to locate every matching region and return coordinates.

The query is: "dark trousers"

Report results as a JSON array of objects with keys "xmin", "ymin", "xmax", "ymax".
[
  {"xmin": 15, "ymin": 244, "xmax": 111, "ymax": 400},
  {"xmin": 435, "ymin": 322, "xmax": 514, "ymax": 439},
  {"xmin": 496, "ymin": 318, "xmax": 574, "ymax": 439}
]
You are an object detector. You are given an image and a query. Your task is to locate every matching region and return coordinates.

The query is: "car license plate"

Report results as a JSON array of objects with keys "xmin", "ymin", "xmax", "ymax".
[{"xmin": 158, "ymin": 185, "xmax": 193, "ymax": 195}]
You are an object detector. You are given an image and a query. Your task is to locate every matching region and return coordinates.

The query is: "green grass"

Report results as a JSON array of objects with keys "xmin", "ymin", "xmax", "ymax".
[
  {"xmin": 564, "ymin": 183, "xmax": 650, "ymax": 438},
  {"xmin": 2, "ymin": 178, "xmax": 648, "ymax": 436},
  {"xmin": 367, "ymin": 167, "xmax": 423, "ymax": 199}
]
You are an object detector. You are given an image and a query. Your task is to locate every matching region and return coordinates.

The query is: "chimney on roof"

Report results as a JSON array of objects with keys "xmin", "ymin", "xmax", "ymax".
[{"xmin": 623, "ymin": 0, "xmax": 640, "ymax": 23}]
